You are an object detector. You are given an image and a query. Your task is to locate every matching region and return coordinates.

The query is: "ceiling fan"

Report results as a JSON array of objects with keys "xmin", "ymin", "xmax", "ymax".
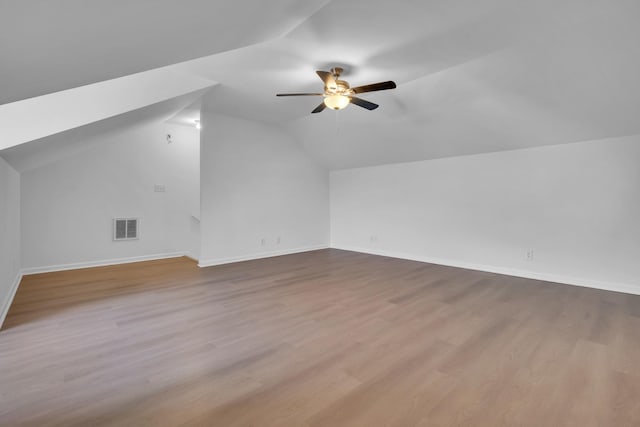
[{"xmin": 276, "ymin": 67, "xmax": 396, "ymax": 113}]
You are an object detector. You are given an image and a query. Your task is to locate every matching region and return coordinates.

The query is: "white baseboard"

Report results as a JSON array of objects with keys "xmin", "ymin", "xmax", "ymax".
[
  {"xmin": 198, "ymin": 245, "xmax": 329, "ymax": 268},
  {"xmin": 0, "ymin": 271, "xmax": 23, "ymax": 329},
  {"xmin": 21, "ymin": 252, "xmax": 187, "ymax": 275},
  {"xmin": 332, "ymin": 244, "xmax": 640, "ymax": 296},
  {"xmin": 183, "ymin": 251, "xmax": 200, "ymax": 263}
]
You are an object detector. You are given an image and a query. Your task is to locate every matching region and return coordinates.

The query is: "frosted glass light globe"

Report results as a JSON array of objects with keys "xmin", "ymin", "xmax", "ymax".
[{"xmin": 324, "ymin": 94, "xmax": 350, "ymax": 110}]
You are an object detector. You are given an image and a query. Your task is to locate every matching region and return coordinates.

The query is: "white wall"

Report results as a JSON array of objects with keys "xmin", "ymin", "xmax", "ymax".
[
  {"xmin": 331, "ymin": 135, "xmax": 640, "ymax": 294},
  {"xmin": 199, "ymin": 111, "xmax": 329, "ymax": 266},
  {"xmin": 0, "ymin": 156, "xmax": 20, "ymax": 325},
  {"xmin": 21, "ymin": 122, "xmax": 200, "ymax": 271}
]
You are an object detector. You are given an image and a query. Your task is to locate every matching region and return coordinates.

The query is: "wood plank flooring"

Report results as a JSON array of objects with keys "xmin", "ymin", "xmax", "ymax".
[{"xmin": 1, "ymin": 249, "xmax": 640, "ymax": 426}]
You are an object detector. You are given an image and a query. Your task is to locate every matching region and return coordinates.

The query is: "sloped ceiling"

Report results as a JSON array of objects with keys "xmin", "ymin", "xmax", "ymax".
[
  {"xmin": 1, "ymin": 90, "xmax": 208, "ymax": 172},
  {"xmin": 2, "ymin": 0, "xmax": 640, "ymax": 170},
  {"xmin": 0, "ymin": 0, "xmax": 328, "ymax": 104},
  {"xmin": 0, "ymin": 66, "xmax": 215, "ymax": 150}
]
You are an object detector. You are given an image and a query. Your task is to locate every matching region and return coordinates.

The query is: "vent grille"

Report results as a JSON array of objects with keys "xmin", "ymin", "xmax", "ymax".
[{"xmin": 113, "ymin": 218, "xmax": 139, "ymax": 241}]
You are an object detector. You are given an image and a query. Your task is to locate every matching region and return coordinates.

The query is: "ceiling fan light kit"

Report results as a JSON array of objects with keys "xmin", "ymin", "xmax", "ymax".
[
  {"xmin": 324, "ymin": 94, "xmax": 350, "ymax": 110},
  {"xmin": 277, "ymin": 66, "xmax": 396, "ymax": 114}
]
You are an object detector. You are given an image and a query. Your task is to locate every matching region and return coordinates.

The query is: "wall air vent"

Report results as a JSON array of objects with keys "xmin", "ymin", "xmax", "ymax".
[{"xmin": 113, "ymin": 218, "xmax": 139, "ymax": 241}]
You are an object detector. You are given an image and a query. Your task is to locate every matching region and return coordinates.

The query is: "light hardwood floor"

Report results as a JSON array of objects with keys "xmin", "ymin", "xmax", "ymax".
[{"xmin": 1, "ymin": 249, "xmax": 640, "ymax": 426}]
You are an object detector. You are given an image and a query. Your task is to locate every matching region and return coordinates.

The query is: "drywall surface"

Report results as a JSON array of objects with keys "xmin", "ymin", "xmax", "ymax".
[
  {"xmin": 0, "ymin": 156, "xmax": 20, "ymax": 325},
  {"xmin": 331, "ymin": 135, "xmax": 640, "ymax": 293},
  {"xmin": 199, "ymin": 110, "xmax": 329, "ymax": 265},
  {"xmin": 0, "ymin": 66, "xmax": 214, "ymax": 151},
  {"xmin": 20, "ymin": 122, "xmax": 200, "ymax": 271}
]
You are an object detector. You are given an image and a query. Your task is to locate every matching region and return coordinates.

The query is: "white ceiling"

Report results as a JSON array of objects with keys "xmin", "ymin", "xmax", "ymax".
[
  {"xmin": 0, "ymin": 0, "xmax": 327, "ymax": 104},
  {"xmin": 0, "ymin": 65, "xmax": 216, "ymax": 150},
  {"xmin": 2, "ymin": 0, "xmax": 640, "ymax": 170},
  {"xmin": 1, "ymin": 90, "xmax": 207, "ymax": 172}
]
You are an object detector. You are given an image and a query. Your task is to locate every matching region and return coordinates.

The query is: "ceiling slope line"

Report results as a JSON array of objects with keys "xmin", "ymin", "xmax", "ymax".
[{"xmin": 0, "ymin": 66, "xmax": 218, "ymax": 151}]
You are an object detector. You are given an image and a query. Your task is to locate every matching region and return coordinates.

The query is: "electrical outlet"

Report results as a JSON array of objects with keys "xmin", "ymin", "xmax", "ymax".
[
  {"xmin": 370, "ymin": 235, "xmax": 378, "ymax": 243},
  {"xmin": 276, "ymin": 236, "xmax": 281, "ymax": 245},
  {"xmin": 154, "ymin": 184, "xmax": 166, "ymax": 192},
  {"xmin": 526, "ymin": 249, "xmax": 534, "ymax": 261},
  {"xmin": 261, "ymin": 238, "xmax": 266, "ymax": 246}
]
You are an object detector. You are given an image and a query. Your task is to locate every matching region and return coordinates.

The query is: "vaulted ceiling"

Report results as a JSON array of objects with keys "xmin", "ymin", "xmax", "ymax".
[{"xmin": 2, "ymin": 0, "xmax": 640, "ymax": 170}]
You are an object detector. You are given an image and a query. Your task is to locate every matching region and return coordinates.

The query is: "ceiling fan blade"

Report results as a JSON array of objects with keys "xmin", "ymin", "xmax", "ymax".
[
  {"xmin": 349, "ymin": 96, "xmax": 379, "ymax": 111},
  {"xmin": 276, "ymin": 93, "xmax": 323, "ymax": 96},
  {"xmin": 316, "ymin": 70, "xmax": 337, "ymax": 90},
  {"xmin": 351, "ymin": 80, "xmax": 397, "ymax": 94},
  {"xmin": 311, "ymin": 102, "xmax": 326, "ymax": 114}
]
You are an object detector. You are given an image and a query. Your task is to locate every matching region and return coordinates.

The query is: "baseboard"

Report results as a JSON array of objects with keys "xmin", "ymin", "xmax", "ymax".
[
  {"xmin": 0, "ymin": 271, "xmax": 23, "ymax": 329},
  {"xmin": 198, "ymin": 244, "xmax": 329, "ymax": 268},
  {"xmin": 21, "ymin": 252, "xmax": 187, "ymax": 275},
  {"xmin": 183, "ymin": 251, "xmax": 200, "ymax": 263},
  {"xmin": 331, "ymin": 244, "xmax": 640, "ymax": 296}
]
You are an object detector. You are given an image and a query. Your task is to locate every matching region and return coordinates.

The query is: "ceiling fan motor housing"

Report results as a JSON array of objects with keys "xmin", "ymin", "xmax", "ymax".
[{"xmin": 327, "ymin": 80, "xmax": 351, "ymax": 95}]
